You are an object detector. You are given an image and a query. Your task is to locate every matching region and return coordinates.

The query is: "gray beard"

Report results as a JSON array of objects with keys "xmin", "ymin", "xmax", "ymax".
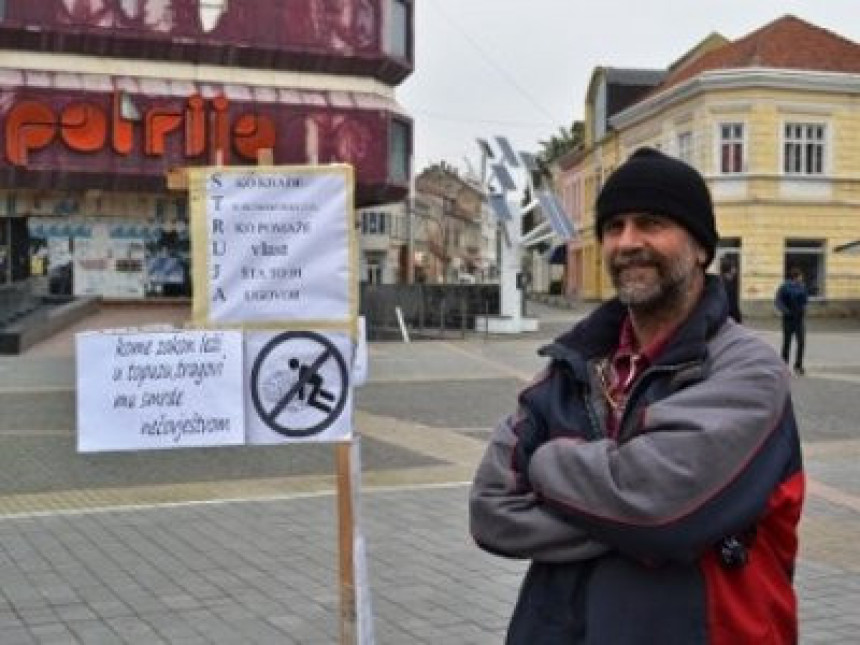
[{"xmin": 611, "ymin": 249, "xmax": 698, "ymax": 314}]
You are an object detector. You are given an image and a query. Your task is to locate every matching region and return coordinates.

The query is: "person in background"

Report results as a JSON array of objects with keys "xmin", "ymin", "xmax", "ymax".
[
  {"xmin": 718, "ymin": 258, "xmax": 742, "ymax": 323},
  {"xmin": 775, "ymin": 267, "xmax": 809, "ymax": 375},
  {"xmin": 470, "ymin": 148, "xmax": 804, "ymax": 644}
]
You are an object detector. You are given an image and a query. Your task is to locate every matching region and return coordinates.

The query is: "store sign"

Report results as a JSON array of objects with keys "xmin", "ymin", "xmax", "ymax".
[{"xmin": 5, "ymin": 93, "xmax": 276, "ymax": 166}]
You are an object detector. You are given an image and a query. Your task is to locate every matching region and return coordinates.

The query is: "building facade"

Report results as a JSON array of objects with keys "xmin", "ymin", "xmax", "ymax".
[
  {"xmin": 0, "ymin": 0, "xmax": 413, "ymax": 299},
  {"xmin": 357, "ymin": 201, "xmax": 409, "ymax": 284},
  {"xmin": 355, "ymin": 163, "xmax": 499, "ymax": 286},
  {"xmin": 412, "ymin": 163, "xmax": 488, "ymax": 285},
  {"xmin": 561, "ymin": 15, "xmax": 860, "ymax": 313}
]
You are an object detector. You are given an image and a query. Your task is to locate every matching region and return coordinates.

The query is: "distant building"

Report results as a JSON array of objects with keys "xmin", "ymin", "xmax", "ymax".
[
  {"xmin": 357, "ymin": 202, "xmax": 409, "ymax": 284},
  {"xmin": 412, "ymin": 163, "xmax": 491, "ymax": 285},
  {"xmin": 356, "ymin": 162, "xmax": 498, "ymax": 285},
  {"xmin": 562, "ymin": 15, "xmax": 860, "ymax": 314}
]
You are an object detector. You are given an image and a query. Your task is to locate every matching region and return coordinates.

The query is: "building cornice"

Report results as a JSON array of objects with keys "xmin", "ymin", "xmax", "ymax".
[
  {"xmin": 0, "ymin": 50, "xmax": 397, "ymax": 101},
  {"xmin": 610, "ymin": 68, "xmax": 860, "ymax": 130}
]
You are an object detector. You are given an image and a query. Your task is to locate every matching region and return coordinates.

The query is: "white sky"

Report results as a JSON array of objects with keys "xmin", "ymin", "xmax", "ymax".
[{"xmin": 398, "ymin": 0, "xmax": 860, "ymax": 173}]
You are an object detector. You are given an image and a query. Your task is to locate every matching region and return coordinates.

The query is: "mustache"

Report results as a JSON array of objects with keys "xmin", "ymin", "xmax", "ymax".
[{"xmin": 611, "ymin": 249, "xmax": 659, "ymax": 270}]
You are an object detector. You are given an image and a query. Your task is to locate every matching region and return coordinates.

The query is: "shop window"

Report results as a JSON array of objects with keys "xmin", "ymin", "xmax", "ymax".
[
  {"xmin": 784, "ymin": 239, "xmax": 824, "ymax": 297},
  {"xmin": 9, "ymin": 218, "xmax": 29, "ymax": 282}
]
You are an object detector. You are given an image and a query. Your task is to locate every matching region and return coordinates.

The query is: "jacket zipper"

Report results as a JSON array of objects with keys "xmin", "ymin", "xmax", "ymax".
[
  {"xmin": 616, "ymin": 360, "xmax": 702, "ymax": 442},
  {"xmin": 561, "ymin": 353, "xmax": 604, "ymax": 440}
]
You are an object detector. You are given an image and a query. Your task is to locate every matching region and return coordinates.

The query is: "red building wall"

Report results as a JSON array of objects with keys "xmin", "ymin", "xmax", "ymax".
[
  {"xmin": 0, "ymin": 82, "xmax": 409, "ymax": 205},
  {"xmin": 0, "ymin": 0, "xmax": 412, "ymax": 84}
]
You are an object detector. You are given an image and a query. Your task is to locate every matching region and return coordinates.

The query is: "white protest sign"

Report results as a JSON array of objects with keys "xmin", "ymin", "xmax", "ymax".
[
  {"xmin": 76, "ymin": 330, "xmax": 245, "ymax": 452},
  {"xmin": 245, "ymin": 330, "xmax": 353, "ymax": 444},
  {"xmin": 198, "ymin": 166, "xmax": 354, "ymax": 325}
]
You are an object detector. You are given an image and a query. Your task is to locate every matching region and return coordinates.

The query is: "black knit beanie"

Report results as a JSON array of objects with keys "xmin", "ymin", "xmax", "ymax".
[{"xmin": 596, "ymin": 147, "xmax": 718, "ymax": 265}]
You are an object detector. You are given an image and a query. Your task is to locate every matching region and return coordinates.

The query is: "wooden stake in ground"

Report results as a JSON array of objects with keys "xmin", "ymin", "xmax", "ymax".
[{"xmin": 337, "ymin": 441, "xmax": 357, "ymax": 645}]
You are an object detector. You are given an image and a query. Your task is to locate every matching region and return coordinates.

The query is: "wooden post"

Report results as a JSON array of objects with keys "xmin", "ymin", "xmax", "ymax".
[
  {"xmin": 257, "ymin": 147, "xmax": 274, "ymax": 166},
  {"xmin": 171, "ymin": 149, "xmax": 362, "ymax": 641},
  {"xmin": 166, "ymin": 167, "xmax": 188, "ymax": 191},
  {"xmin": 336, "ymin": 441, "xmax": 357, "ymax": 645}
]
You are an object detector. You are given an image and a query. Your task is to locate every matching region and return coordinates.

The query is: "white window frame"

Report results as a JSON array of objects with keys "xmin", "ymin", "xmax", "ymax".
[
  {"xmin": 677, "ymin": 131, "xmax": 693, "ymax": 164},
  {"xmin": 782, "ymin": 121, "xmax": 827, "ymax": 176},
  {"xmin": 717, "ymin": 122, "xmax": 746, "ymax": 174}
]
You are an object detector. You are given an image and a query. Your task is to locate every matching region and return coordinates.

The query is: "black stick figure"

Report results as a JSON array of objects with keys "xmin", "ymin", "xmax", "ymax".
[{"xmin": 289, "ymin": 358, "xmax": 335, "ymax": 413}]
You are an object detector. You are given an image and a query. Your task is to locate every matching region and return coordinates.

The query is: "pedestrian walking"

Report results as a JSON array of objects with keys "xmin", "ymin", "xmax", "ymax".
[
  {"xmin": 775, "ymin": 267, "xmax": 809, "ymax": 375},
  {"xmin": 470, "ymin": 148, "xmax": 804, "ymax": 644},
  {"xmin": 719, "ymin": 257, "xmax": 742, "ymax": 323}
]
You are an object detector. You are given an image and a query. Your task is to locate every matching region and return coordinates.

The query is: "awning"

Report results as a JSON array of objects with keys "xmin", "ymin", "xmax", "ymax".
[{"xmin": 548, "ymin": 244, "xmax": 568, "ymax": 265}]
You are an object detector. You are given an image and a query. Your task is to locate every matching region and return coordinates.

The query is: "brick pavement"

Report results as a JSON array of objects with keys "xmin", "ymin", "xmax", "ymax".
[
  {"xmin": 0, "ymin": 482, "xmax": 855, "ymax": 644},
  {"xmin": 0, "ymin": 485, "xmax": 521, "ymax": 644},
  {"xmin": 0, "ymin": 302, "xmax": 857, "ymax": 642}
]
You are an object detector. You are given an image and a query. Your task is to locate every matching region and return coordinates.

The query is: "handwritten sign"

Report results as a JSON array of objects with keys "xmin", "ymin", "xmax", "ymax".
[
  {"xmin": 76, "ymin": 330, "xmax": 245, "ymax": 452},
  {"xmin": 193, "ymin": 166, "xmax": 355, "ymax": 325}
]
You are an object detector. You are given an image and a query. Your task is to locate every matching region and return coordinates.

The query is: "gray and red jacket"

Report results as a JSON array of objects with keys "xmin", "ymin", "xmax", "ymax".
[{"xmin": 470, "ymin": 276, "xmax": 804, "ymax": 644}]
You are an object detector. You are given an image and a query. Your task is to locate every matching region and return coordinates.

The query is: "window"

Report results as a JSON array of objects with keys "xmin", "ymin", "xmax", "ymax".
[
  {"xmin": 719, "ymin": 123, "xmax": 744, "ymax": 173},
  {"xmin": 784, "ymin": 239, "xmax": 824, "ymax": 297},
  {"xmin": 366, "ymin": 262, "xmax": 382, "ymax": 284},
  {"xmin": 361, "ymin": 211, "xmax": 391, "ymax": 235},
  {"xmin": 387, "ymin": 0, "xmax": 412, "ymax": 60},
  {"xmin": 784, "ymin": 122, "xmax": 825, "ymax": 175},
  {"xmin": 715, "ymin": 237, "xmax": 741, "ymax": 274},
  {"xmin": 677, "ymin": 132, "xmax": 693, "ymax": 164},
  {"xmin": 389, "ymin": 118, "xmax": 410, "ymax": 184}
]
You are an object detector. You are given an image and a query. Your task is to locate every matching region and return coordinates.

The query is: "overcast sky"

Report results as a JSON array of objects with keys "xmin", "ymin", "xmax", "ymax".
[{"xmin": 398, "ymin": 0, "xmax": 860, "ymax": 173}]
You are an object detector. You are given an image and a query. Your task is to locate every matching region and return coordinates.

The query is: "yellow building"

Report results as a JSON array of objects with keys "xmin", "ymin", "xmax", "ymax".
[{"xmin": 562, "ymin": 15, "xmax": 860, "ymax": 315}]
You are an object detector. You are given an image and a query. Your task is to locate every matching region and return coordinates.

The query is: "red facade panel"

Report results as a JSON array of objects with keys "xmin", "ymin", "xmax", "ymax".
[
  {"xmin": 0, "ymin": 0, "xmax": 413, "ymax": 84},
  {"xmin": 0, "ymin": 82, "xmax": 410, "ymax": 206}
]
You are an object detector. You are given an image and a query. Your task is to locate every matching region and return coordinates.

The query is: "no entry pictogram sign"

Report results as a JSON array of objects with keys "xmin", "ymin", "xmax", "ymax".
[{"xmin": 248, "ymin": 331, "xmax": 351, "ymax": 441}]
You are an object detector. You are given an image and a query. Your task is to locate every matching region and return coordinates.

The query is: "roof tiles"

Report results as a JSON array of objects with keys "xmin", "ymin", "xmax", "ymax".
[{"xmin": 659, "ymin": 15, "xmax": 860, "ymax": 92}]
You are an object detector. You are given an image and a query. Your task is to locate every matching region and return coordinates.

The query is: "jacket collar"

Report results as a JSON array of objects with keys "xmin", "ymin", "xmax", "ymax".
[{"xmin": 544, "ymin": 274, "xmax": 729, "ymax": 368}]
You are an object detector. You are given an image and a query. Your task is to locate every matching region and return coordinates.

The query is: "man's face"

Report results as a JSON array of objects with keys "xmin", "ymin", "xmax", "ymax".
[{"xmin": 601, "ymin": 212, "xmax": 706, "ymax": 310}]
